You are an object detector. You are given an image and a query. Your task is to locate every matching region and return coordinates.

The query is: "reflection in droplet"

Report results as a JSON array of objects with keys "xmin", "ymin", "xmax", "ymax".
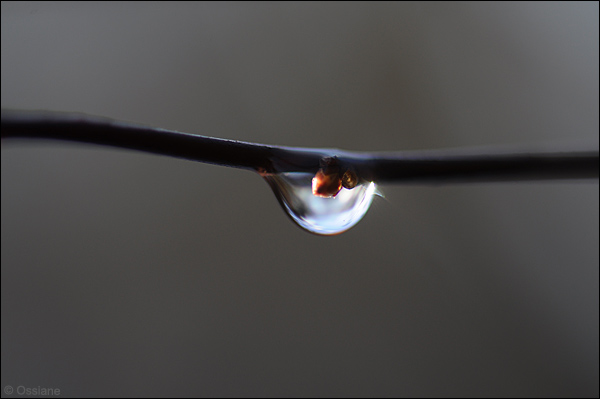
[{"xmin": 264, "ymin": 172, "xmax": 377, "ymax": 235}]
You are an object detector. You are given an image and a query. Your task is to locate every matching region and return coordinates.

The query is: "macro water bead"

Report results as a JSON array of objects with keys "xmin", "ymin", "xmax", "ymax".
[{"xmin": 265, "ymin": 171, "xmax": 377, "ymax": 235}]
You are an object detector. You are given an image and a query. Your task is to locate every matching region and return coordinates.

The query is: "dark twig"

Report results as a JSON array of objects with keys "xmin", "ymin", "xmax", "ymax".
[{"xmin": 2, "ymin": 110, "xmax": 598, "ymax": 183}]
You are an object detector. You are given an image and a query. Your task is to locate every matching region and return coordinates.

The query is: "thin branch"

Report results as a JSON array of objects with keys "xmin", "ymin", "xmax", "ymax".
[{"xmin": 2, "ymin": 110, "xmax": 598, "ymax": 183}]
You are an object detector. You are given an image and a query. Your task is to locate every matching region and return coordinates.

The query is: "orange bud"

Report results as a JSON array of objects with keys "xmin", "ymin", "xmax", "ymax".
[{"xmin": 312, "ymin": 169, "xmax": 342, "ymax": 198}]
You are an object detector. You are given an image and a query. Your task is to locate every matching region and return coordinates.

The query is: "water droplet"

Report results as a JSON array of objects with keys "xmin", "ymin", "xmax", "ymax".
[{"xmin": 264, "ymin": 172, "xmax": 377, "ymax": 235}]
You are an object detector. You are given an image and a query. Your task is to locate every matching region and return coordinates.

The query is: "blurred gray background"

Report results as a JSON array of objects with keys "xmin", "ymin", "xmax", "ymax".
[{"xmin": 2, "ymin": 2, "xmax": 598, "ymax": 397}]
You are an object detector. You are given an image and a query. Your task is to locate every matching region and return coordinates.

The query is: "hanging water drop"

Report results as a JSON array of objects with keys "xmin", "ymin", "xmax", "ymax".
[{"xmin": 264, "ymin": 172, "xmax": 377, "ymax": 235}]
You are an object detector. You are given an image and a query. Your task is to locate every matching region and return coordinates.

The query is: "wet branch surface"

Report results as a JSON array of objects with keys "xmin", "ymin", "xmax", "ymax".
[{"xmin": 2, "ymin": 110, "xmax": 598, "ymax": 183}]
